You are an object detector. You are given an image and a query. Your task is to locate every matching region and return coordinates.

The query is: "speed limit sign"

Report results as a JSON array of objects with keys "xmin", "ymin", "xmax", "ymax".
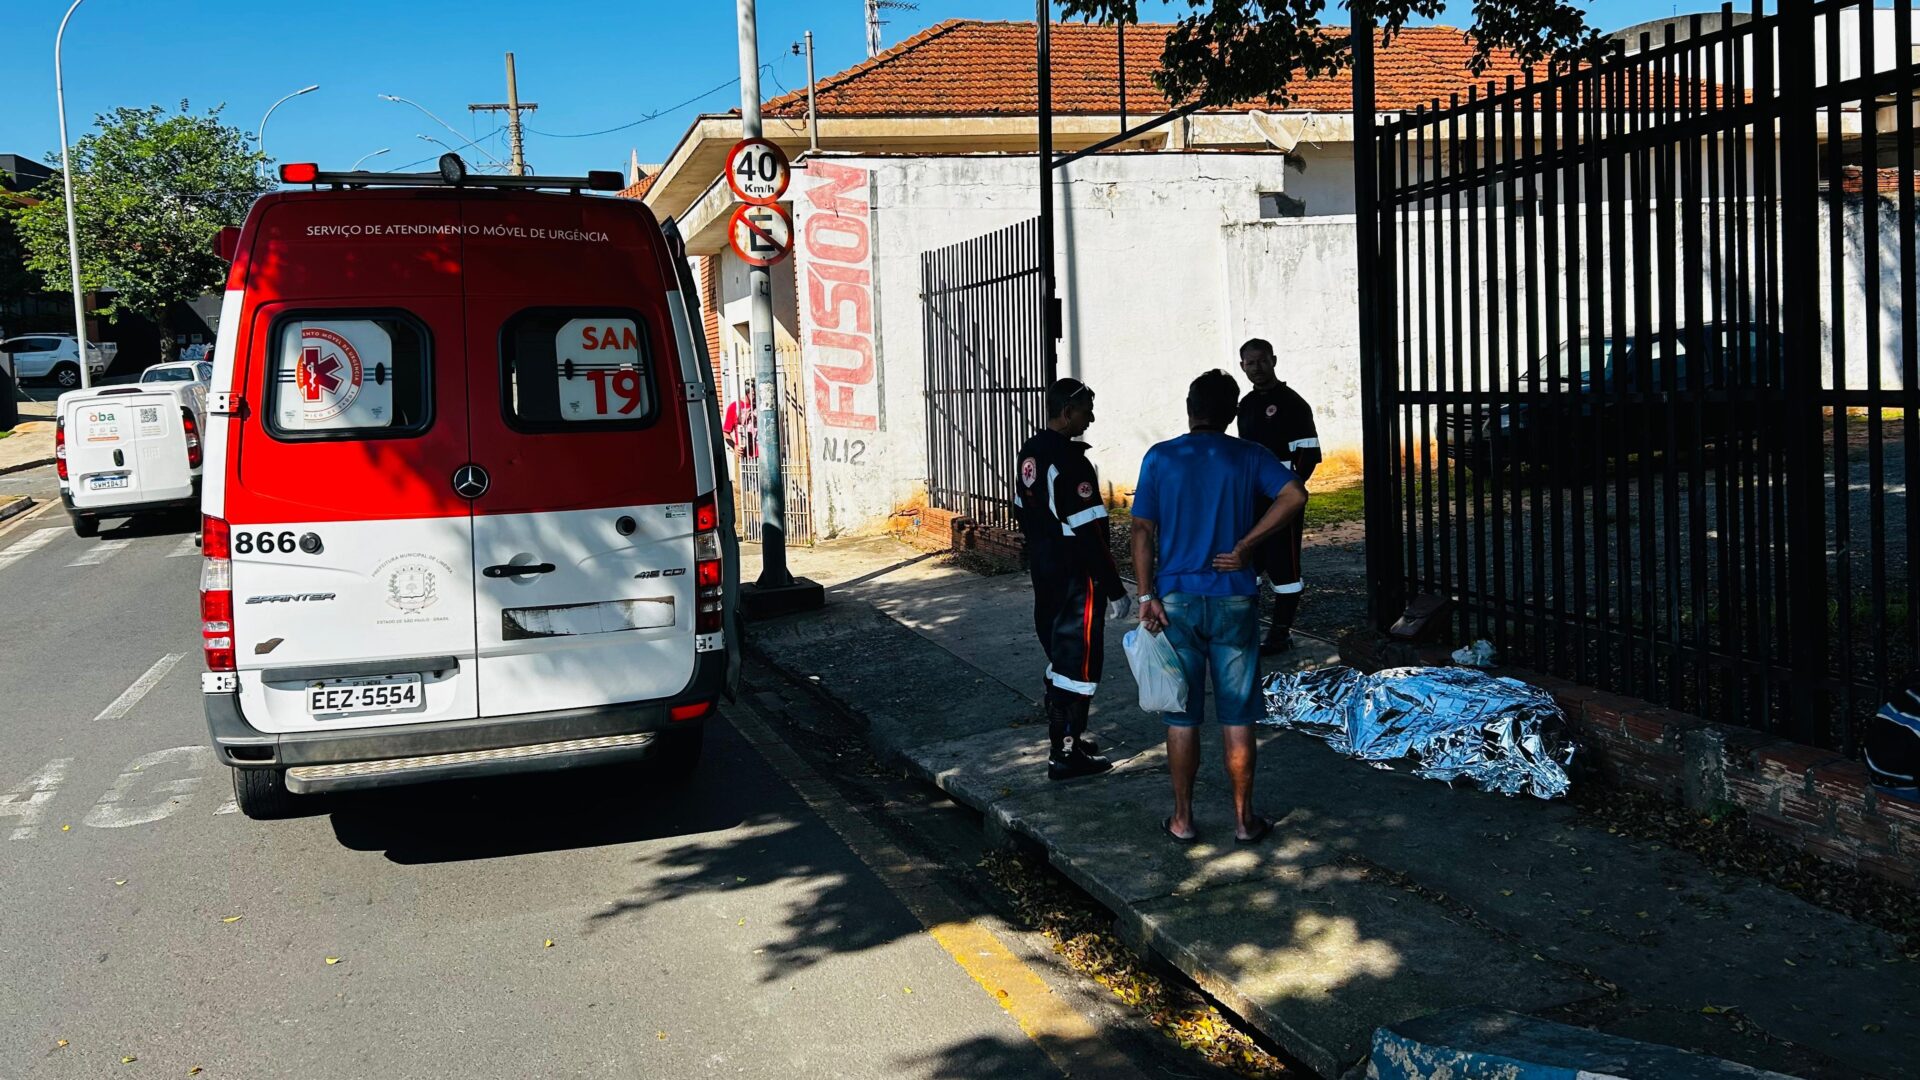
[{"xmin": 726, "ymin": 138, "xmax": 790, "ymax": 205}]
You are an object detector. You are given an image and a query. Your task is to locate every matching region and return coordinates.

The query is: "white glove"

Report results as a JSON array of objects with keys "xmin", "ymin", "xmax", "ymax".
[{"xmin": 1106, "ymin": 592, "xmax": 1136, "ymax": 622}]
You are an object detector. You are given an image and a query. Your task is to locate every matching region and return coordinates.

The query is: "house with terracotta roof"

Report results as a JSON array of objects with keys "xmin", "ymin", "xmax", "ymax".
[{"xmin": 635, "ymin": 19, "xmax": 1546, "ymax": 537}]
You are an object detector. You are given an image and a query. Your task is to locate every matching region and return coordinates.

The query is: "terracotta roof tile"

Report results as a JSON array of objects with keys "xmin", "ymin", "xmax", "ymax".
[
  {"xmin": 762, "ymin": 20, "xmax": 1534, "ymax": 118},
  {"xmin": 617, "ymin": 172, "xmax": 658, "ymax": 200}
]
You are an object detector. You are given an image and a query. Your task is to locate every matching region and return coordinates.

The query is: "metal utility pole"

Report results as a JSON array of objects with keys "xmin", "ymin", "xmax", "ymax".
[
  {"xmin": 469, "ymin": 53, "xmax": 538, "ymax": 176},
  {"xmin": 54, "ymin": 0, "xmax": 91, "ymax": 389},
  {"xmin": 805, "ymin": 31, "xmax": 819, "ymax": 152},
  {"xmin": 1036, "ymin": 2, "xmax": 1059, "ymax": 384},
  {"xmin": 738, "ymin": 0, "xmax": 793, "ymax": 593}
]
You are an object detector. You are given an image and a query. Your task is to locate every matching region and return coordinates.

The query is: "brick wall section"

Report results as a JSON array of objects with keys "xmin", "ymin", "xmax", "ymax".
[
  {"xmin": 1339, "ymin": 634, "xmax": 1920, "ymax": 890},
  {"xmin": 886, "ymin": 507, "xmax": 1026, "ymax": 563},
  {"xmin": 699, "ymin": 256, "xmax": 723, "ymax": 389},
  {"xmin": 1839, "ymin": 165, "xmax": 1920, "ymax": 196}
]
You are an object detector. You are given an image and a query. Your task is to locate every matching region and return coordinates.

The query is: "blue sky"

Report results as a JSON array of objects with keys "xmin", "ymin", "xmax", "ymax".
[{"xmin": 4, "ymin": 0, "xmax": 1697, "ymax": 180}]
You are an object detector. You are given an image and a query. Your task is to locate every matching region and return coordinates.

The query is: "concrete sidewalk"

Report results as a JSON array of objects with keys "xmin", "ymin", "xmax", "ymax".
[
  {"xmin": 743, "ymin": 537, "xmax": 1919, "ymax": 1079},
  {"xmin": 2, "ymin": 392, "xmax": 57, "ymax": 475}
]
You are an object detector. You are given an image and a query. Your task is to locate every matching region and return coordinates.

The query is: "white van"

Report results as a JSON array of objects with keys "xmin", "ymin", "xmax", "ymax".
[
  {"xmin": 57, "ymin": 383, "xmax": 205, "ymax": 536},
  {"xmin": 200, "ymin": 157, "xmax": 741, "ymax": 818}
]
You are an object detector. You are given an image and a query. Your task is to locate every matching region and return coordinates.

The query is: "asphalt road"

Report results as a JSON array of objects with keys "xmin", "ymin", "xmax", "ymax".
[{"xmin": 0, "ymin": 472, "xmax": 1097, "ymax": 1079}]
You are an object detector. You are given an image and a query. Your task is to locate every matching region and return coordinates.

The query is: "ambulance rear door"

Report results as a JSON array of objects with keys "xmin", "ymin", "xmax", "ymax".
[
  {"xmin": 225, "ymin": 195, "xmax": 481, "ymax": 735},
  {"xmin": 461, "ymin": 195, "xmax": 703, "ymax": 718}
]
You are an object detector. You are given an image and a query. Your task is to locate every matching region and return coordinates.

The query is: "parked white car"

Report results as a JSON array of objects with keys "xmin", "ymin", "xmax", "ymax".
[
  {"xmin": 0, "ymin": 334, "xmax": 110, "ymax": 389},
  {"xmin": 139, "ymin": 360, "xmax": 214, "ymax": 387}
]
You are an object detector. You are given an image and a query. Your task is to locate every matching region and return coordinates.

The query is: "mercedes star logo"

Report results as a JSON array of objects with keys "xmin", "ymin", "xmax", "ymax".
[{"xmin": 453, "ymin": 464, "xmax": 490, "ymax": 499}]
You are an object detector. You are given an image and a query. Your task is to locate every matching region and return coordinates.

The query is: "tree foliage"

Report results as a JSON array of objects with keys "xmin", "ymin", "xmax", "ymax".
[
  {"xmin": 1056, "ymin": 0, "xmax": 1609, "ymax": 108},
  {"xmin": 8, "ymin": 103, "xmax": 269, "ymax": 342}
]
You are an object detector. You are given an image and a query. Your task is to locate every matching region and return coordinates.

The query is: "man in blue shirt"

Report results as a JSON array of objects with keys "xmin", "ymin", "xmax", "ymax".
[{"xmin": 1130, "ymin": 370, "xmax": 1306, "ymax": 844}]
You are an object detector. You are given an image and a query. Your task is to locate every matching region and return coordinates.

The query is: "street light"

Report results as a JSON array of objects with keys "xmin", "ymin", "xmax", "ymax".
[
  {"xmin": 54, "ymin": 0, "xmax": 92, "ymax": 389},
  {"xmin": 257, "ymin": 84, "xmax": 319, "ymax": 164},
  {"xmin": 350, "ymin": 147, "xmax": 391, "ymax": 171},
  {"xmin": 380, "ymin": 93, "xmax": 510, "ymax": 167}
]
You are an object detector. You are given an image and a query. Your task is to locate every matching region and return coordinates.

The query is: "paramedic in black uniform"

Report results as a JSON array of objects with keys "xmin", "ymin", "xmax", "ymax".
[
  {"xmin": 1236, "ymin": 338, "xmax": 1320, "ymax": 655},
  {"xmin": 1015, "ymin": 378, "xmax": 1133, "ymax": 780}
]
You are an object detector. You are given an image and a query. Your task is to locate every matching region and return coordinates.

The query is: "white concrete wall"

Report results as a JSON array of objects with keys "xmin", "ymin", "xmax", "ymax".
[
  {"xmin": 1222, "ymin": 217, "xmax": 1365, "ymax": 460},
  {"xmin": 789, "ymin": 152, "xmax": 1308, "ymax": 534}
]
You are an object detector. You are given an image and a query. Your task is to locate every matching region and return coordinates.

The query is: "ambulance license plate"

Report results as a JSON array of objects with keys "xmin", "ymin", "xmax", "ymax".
[
  {"xmin": 88, "ymin": 475, "xmax": 129, "ymax": 491},
  {"xmin": 307, "ymin": 674, "xmax": 424, "ymax": 718}
]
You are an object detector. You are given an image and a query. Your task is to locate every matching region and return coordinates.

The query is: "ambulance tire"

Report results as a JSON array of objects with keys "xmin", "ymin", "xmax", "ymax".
[
  {"xmin": 70, "ymin": 513, "xmax": 98, "ymax": 538},
  {"xmin": 231, "ymin": 767, "xmax": 297, "ymax": 820},
  {"xmin": 651, "ymin": 725, "xmax": 704, "ymax": 779}
]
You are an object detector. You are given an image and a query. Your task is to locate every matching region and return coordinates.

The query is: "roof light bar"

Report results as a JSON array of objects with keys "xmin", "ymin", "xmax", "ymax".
[{"xmin": 277, "ymin": 153, "xmax": 626, "ymax": 194}]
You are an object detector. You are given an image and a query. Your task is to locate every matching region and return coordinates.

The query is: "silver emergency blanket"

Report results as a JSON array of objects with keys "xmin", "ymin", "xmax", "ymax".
[{"xmin": 1261, "ymin": 665, "xmax": 1574, "ymax": 799}]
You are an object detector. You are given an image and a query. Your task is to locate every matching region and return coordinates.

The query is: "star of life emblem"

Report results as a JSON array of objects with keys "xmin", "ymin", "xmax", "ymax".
[
  {"xmin": 1020, "ymin": 457, "xmax": 1037, "ymax": 488},
  {"xmin": 1077, "ymin": 481, "xmax": 1094, "ymax": 499},
  {"xmin": 296, "ymin": 327, "xmax": 364, "ymax": 423},
  {"xmin": 1266, "ymin": 404, "xmax": 1279, "ymax": 417}
]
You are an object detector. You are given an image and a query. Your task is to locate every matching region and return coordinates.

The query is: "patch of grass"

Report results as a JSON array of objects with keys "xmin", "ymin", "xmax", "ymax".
[{"xmin": 1304, "ymin": 481, "xmax": 1365, "ymax": 528}]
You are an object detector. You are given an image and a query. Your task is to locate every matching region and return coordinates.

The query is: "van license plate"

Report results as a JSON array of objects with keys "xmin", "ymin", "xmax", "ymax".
[
  {"xmin": 87, "ymin": 475, "xmax": 129, "ymax": 491},
  {"xmin": 308, "ymin": 674, "xmax": 424, "ymax": 718}
]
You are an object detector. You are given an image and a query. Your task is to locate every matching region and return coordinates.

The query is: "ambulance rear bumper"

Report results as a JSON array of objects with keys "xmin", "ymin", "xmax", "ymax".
[{"xmin": 204, "ymin": 650, "xmax": 727, "ymax": 793}]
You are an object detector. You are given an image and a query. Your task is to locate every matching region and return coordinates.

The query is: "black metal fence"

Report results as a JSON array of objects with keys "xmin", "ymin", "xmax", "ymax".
[
  {"xmin": 921, "ymin": 217, "xmax": 1050, "ymax": 531},
  {"xmin": 736, "ymin": 344, "xmax": 814, "ymax": 546},
  {"xmin": 1362, "ymin": 0, "xmax": 1920, "ymax": 754}
]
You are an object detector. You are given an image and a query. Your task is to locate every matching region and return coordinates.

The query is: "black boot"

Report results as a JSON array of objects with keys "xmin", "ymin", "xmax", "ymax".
[
  {"xmin": 1043, "ymin": 677, "xmax": 1097, "ymax": 752},
  {"xmin": 1261, "ymin": 592, "xmax": 1301, "ymax": 656},
  {"xmin": 1048, "ymin": 692, "xmax": 1111, "ymax": 781}
]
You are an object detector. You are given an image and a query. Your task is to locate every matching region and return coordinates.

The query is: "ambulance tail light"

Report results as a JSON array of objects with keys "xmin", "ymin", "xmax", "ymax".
[
  {"xmin": 670, "ymin": 700, "xmax": 714, "ymax": 723},
  {"xmin": 200, "ymin": 515, "xmax": 234, "ymax": 672},
  {"xmin": 54, "ymin": 418, "xmax": 68, "ymax": 481},
  {"xmin": 181, "ymin": 407, "xmax": 202, "ymax": 469},
  {"xmin": 694, "ymin": 492, "xmax": 723, "ymax": 635}
]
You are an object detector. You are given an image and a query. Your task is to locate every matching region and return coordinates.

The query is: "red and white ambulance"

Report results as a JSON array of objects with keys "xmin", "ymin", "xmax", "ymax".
[{"xmin": 201, "ymin": 156, "xmax": 740, "ymax": 818}]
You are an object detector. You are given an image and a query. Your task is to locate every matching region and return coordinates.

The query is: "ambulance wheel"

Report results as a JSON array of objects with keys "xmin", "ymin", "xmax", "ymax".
[
  {"xmin": 652, "ymin": 725, "xmax": 704, "ymax": 778},
  {"xmin": 70, "ymin": 513, "xmax": 98, "ymax": 538},
  {"xmin": 231, "ymin": 767, "xmax": 297, "ymax": 820},
  {"xmin": 52, "ymin": 363, "xmax": 81, "ymax": 390}
]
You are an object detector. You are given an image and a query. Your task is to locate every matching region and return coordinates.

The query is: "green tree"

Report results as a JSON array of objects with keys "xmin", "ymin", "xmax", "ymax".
[
  {"xmin": 9, "ymin": 102, "xmax": 270, "ymax": 357},
  {"xmin": 1057, "ymin": 0, "xmax": 1607, "ymax": 109}
]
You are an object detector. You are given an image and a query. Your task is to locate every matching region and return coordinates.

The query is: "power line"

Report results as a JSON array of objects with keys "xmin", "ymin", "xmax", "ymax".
[{"xmin": 527, "ymin": 70, "xmax": 766, "ymax": 139}]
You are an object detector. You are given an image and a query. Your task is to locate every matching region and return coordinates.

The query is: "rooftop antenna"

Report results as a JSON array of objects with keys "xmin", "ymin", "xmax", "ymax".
[{"xmin": 865, "ymin": 0, "xmax": 918, "ymax": 57}]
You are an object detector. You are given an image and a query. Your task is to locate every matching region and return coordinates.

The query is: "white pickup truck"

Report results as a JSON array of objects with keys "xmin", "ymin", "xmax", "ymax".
[{"xmin": 57, "ymin": 382, "xmax": 204, "ymax": 537}]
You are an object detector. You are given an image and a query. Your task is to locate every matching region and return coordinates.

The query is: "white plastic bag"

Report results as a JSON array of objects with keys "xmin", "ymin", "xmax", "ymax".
[{"xmin": 1124, "ymin": 628, "xmax": 1189, "ymax": 714}]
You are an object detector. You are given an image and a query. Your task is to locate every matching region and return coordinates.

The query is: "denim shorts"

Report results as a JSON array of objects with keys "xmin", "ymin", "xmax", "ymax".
[{"xmin": 1160, "ymin": 592, "xmax": 1263, "ymax": 727}]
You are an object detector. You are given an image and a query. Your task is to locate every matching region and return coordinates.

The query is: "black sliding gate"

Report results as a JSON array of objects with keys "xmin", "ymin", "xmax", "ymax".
[
  {"xmin": 920, "ymin": 217, "xmax": 1049, "ymax": 532},
  {"xmin": 1362, "ymin": 0, "xmax": 1920, "ymax": 753}
]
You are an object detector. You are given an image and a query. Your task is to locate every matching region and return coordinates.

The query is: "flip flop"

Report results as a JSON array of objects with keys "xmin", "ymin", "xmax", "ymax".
[
  {"xmin": 1162, "ymin": 816, "xmax": 1199, "ymax": 845},
  {"xmin": 1235, "ymin": 817, "xmax": 1275, "ymax": 845}
]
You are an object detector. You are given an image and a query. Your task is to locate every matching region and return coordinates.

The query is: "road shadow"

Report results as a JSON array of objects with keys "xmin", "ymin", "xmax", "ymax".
[
  {"xmin": 327, "ymin": 723, "xmax": 751, "ymax": 863},
  {"xmin": 98, "ymin": 508, "xmax": 198, "ymax": 538}
]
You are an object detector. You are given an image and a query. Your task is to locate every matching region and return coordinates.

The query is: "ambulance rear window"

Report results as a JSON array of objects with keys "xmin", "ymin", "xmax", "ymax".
[
  {"xmin": 266, "ymin": 313, "xmax": 430, "ymax": 440},
  {"xmin": 501, "ymin": 309, "xmax": 657, "ymax": 431}
]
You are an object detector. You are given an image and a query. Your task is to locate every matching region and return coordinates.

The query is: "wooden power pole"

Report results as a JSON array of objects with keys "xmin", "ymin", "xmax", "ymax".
[{"xmin": 469, "ymin": 53, "xmax": 538, "ymax": 175}]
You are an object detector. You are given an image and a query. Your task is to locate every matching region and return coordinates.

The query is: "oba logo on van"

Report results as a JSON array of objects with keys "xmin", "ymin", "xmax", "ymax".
[{"xmin": 295, "ymin": 327, "xmax": 364, "ymax": 422}]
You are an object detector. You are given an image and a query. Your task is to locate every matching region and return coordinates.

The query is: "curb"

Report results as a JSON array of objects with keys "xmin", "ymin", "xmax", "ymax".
[
  {"xmin": 0, "ymin": 496, "xmax": 36, "ymax": 524},
  {"xmin": 0, "ymin": 456, "xmax": 55, "ymax": 478}
]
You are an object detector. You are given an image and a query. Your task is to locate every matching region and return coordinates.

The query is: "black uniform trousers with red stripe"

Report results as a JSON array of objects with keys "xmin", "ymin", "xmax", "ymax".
[{"xmin": 1031, "ymin": 569, "xmax": 1104, "ymax": 720}]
